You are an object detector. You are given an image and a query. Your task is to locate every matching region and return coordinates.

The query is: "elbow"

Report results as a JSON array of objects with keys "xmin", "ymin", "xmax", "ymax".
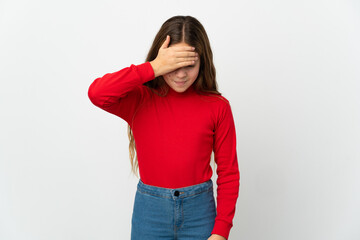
[{"xmin": 87, "ymin": 80, "xmax": 102, "ymax": 107}]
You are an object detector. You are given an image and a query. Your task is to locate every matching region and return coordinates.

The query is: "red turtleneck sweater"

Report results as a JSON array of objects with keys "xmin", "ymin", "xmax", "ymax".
[{"xmin": 88, "ymin": 61, "xmax": 240, "ymax": 239}]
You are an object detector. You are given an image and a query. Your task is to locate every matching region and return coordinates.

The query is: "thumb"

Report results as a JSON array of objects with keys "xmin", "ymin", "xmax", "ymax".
[{"xmin": 160, "ymin": 35, "xmax": 170, "ymax": 49}]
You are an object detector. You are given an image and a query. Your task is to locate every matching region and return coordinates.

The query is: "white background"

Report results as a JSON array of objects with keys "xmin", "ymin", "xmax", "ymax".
[{"xmin": 1, "ymin": 0, "xmax": 359, "ymax": 239}]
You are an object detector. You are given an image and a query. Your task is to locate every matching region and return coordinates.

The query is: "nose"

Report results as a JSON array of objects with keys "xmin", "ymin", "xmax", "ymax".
[{"xmin": 175, "ymin": 68, "xmax": 187, "ymax": 78}]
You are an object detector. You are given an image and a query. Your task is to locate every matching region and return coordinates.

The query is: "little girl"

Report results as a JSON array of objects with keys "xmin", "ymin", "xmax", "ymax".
[{"xmin": 88, "ymin": 15, "xmax": 240, "ymax": 240}]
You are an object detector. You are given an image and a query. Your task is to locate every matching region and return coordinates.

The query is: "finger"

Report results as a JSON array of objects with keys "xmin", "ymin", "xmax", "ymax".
[
  {"xmin": 171, "ymin": 46, "xmax": 195, "ymax": 52},
  {"xmin": 175, "ymin": 51, "xmax": 198, "ymax": 58},
  {"xmin": 177, "ymin": 60, "xmax": 196, "ymax": 68},
  {"xmin": 175, "ymin": 56, "xmax": 198, "ymax": 63},
  {"xmin": 160, "ymin": 35, "xmax": 170, "ymax": 49}
]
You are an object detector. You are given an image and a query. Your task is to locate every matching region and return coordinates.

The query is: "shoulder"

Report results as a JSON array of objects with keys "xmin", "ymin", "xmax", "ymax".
[
  {"xmin": 198, "ymin": 91, "xmax": 230, "ymax": 105},
  {"xmin": 215, "ymin": 95, "xmax": 233, "ymax": 119},
  {"xmin": 198, "ymin": 92, "xmax": 234, "ymax": 126},
  {"xmin": 211, "ymin": 95, "xmax": 236, "ymax": 130},
  {"xmin": 136, "ymin": 84, "xmax": 154, "ymax": 100},
  {"xmin": 200, "ymin": 92, "xmax": 231, "ymax": 112}
]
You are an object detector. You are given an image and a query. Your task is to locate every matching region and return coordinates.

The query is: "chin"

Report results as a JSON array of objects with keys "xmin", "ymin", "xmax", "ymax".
[{"xmin": 172, "ymin": 87, "xmax": 186, "ymax": 92}]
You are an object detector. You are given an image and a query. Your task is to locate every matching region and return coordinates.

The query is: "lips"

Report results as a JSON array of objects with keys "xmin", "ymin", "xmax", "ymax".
[
  {"xmin": 174, "ymin": 80, "xmax": 188, "ymax": 86},
  {"xmin": 174, "ymin": 80, "xmax": 187, "ymax": 86}
]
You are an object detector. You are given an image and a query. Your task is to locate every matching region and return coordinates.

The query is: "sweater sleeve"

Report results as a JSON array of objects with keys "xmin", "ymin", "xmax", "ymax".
[
  {"xmin": 211, "ymin": 100, "xmax": 240, "ymax": 240},
  {"xmin": 88, "ymin": 61, "xmax": 155, "ymax": 126}
]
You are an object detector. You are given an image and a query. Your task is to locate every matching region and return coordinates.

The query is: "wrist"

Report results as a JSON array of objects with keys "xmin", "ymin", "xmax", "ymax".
[{"xmin": 150, "ymin": 60, "xmax": 161, "ymax": 78}]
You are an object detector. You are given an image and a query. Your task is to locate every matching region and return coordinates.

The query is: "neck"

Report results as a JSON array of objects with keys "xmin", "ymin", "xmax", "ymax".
[{"xmin": 168, "ymin": 84, "xmax": 195, "ymax": 96}]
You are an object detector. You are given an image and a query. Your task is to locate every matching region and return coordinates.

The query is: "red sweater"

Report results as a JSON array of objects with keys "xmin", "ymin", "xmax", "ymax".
[{"xmin": 88, "ymin": 61, "xmax": 240, "ymax": 239}]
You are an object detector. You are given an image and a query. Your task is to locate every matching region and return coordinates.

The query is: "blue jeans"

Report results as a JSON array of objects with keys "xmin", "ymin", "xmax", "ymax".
[{"xmin": 131, "ymin": 179, "xmax": 216, "ymax": 240}]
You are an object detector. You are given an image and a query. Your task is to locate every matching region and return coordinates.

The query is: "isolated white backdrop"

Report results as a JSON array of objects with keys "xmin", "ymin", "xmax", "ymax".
[{"xmin": 1, "ymin": 0, "xmax": 359, "ymax": 239}]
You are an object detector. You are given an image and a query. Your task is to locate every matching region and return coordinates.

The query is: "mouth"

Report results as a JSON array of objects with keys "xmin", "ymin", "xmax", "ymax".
[{"xmin": 174, "ymin": 80, "xmax": 187, "ymax": 86}]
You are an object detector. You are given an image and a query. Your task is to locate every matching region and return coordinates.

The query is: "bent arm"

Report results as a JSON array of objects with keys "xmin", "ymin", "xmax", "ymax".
[{"xmin": 88, "ymin": 62, "xmax": 155, "ymax": 125}]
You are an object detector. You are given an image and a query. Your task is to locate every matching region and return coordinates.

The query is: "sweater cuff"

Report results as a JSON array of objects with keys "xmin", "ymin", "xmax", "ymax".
[
  {"xmin": 134, "ymin": 61, "xmax": 155, "ymax": 84},
  {"xmin": 211, "ymin": 220, "xmax": 233, "ymax": 240}
]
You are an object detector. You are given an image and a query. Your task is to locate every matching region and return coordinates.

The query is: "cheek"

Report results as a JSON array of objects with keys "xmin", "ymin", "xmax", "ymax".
[
  {"xmin": 190, "ymin": 69, "xmax": 200, "ymax": 77},
  {"xmin": 163, "ymin": 73, "xmax": 173, "ymax": 81}
]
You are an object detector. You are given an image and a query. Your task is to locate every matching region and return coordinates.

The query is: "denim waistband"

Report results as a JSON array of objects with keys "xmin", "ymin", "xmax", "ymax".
[{"xmin": 137, "ymin": 179, "xmax": 213, "ymax": 199}]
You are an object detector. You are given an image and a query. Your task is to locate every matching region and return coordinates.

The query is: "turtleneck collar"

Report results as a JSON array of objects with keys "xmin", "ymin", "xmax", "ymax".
[{"xmin": 167, "ymin": 84, "xmax": 196, "ymax": 97}]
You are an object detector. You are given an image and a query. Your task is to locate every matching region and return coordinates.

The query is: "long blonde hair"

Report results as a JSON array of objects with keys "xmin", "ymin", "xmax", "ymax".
[{"xmin": 128, "ymin": 15, "xmax": 224, "ymax": 177}]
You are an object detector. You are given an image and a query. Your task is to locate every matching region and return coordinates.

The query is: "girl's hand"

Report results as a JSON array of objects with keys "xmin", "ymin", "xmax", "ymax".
[
  {"xmin": 150, "ymin": 35, "xmax": 198, "ymax": 78},
  {"xmin": 207, "ymin": 234, "xmax": 227, "ymax": 240}
]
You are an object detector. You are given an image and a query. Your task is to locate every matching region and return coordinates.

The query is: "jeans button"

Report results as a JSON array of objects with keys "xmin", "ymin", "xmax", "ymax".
[{"xmin": 174, "ymin": 190, "xmax": 179, "ymax": 196}]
